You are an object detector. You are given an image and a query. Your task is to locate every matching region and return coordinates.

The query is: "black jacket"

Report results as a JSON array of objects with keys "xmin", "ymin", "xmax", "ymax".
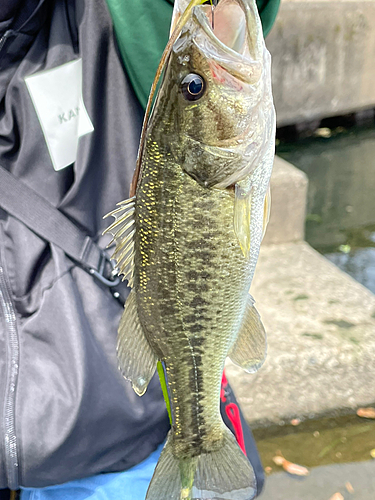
[{"xmin": 0, "ymin": 0, "xmax": 169, "ymax": 489}]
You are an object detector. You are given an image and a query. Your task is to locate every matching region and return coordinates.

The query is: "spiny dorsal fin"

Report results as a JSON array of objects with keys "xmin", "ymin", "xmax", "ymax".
[{"xmin": 103, "ymin": 196, "xmax": 136, "ymax": 287}]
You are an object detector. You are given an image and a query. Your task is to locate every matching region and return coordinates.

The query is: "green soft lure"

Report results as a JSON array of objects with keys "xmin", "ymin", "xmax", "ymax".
[{"xmin": 157, "ymin": 361, "xmax": 172, "ymax": 425}]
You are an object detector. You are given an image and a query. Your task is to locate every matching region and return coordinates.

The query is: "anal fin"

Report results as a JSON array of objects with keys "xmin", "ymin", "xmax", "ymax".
[
  {"xmin": 229, "ymin": 295, "xmax": 267, "ymax": 373},
  {"xmin": 117, "ymin": 290, "xmax": 157, "ymax": 396}
]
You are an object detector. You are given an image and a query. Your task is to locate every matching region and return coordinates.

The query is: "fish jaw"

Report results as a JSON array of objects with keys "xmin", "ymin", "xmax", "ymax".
[{"xmin": 171, "ymin": 0, "xmax": 263, "ymax": 69}]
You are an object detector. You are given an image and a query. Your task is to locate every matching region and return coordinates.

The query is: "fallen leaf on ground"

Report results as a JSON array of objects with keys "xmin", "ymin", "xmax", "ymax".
[
  {"xmin": 328, "ymin": 494, "xmax": 343, "ymax": 500},
  {"xmin": 272, "ymin": 455, "xmax": 285, "ymax": 466},
  {"xmin": 357, "ymin": 407, "xmax": 375, "ymax": 419},
  {"xmin": 265, "ymin": 466, "xmax": 272, "ymax": 474},
  {"xmin": 370, "ymin": 449, "xmax": 375, "ymax": 458},
  {"xmin": 272, "ymin": 455, "xmax": 309, "ymax": 476},
  {"xmin": 345, "ymin": 482, "xmax": 354, "ymax": 494}
]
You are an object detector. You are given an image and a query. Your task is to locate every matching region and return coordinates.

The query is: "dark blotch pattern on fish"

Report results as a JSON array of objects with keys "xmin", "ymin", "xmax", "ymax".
[
  {"xmin": 131, "ymin": 22, "xmax": 268, "ymax": 452},
  {"xmin": 134, "ymin": 135, "xmax": 252, "ymax": 458}
]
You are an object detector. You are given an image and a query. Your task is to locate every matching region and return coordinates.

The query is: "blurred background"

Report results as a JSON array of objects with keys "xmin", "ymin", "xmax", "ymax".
[{"xmin": 226, "ymin": 1, "xmax": 375, "ymax": 498}]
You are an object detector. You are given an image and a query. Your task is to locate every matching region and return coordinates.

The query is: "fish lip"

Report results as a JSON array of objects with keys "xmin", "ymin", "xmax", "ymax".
[
  {"xmin": 173, "ymin": 0, "xmax": 264, "ymax": 84},
  {"xmin": 173, "ymin": 0, "xmax": 263, "ymax": 65},
  {"xmin": 194, "ymin": 0, "xmax": 262, "ymax": 60}
]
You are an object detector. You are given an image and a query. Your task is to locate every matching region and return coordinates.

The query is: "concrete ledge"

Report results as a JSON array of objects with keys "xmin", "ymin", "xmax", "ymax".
[
  {"xmin": 267, "ymin": 0, "xmax": 375, "ymax": 126},
  {"xmin": 263, "ymin": 156, "xmax": 308, "ymax": 245},
  {"xmin": 226, "ymin": 241, "xmax": 375, "ymax": 426}
]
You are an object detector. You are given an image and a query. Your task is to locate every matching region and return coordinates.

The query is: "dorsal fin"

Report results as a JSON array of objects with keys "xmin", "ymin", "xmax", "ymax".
[
  {"xmin": 130, "ymin": 0, "xmax": 205, "ymax": 197},
  {"xmin": 103, "ymin": 197, "xmax": 136, "ymax": 287}
]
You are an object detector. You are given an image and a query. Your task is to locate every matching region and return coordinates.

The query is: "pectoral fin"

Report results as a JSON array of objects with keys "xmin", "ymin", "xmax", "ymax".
[
  {"xmin": 234, "ymin": 181, "xmax": 252, "ymax": 258},
  {"xmin": 117, "ymin": 290, "xmax": 157, "ymax": 396},
  {"xmin": 234, "ymin": 181, "xmax": 271, "ymax": 257},
  {"xmin": 262, "ymin": 186, "xmax": 271, "ymax": 239},
  {"xmin": 229, "ymin": 295, "xmax": 267, "ymax": 373}
]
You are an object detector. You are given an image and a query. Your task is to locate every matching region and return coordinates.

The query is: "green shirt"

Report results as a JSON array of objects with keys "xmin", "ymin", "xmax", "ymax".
[{"xmin": 106, "ymin": 0, "xmax": 280, "ymax": 109}]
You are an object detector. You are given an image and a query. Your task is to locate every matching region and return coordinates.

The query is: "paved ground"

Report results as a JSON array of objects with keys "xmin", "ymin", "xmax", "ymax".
[
  {"xmin": 259, "ymin": 461, "xmax": 375, "ymax": 500},
  {"xmin": 226, "ymin": 241, "xmax": 375, "ymax": 426}
]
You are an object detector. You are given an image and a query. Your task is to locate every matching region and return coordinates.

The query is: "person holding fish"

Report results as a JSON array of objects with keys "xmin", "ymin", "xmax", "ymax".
[{"xmin": 0, "ymin": 0, "xmax": 278, "ymax": 499}]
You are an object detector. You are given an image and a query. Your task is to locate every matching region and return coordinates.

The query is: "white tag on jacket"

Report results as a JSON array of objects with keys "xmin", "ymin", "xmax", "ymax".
[{"xmin": 25, "ymin": 59, "xmax": 94, "ymax": 171}]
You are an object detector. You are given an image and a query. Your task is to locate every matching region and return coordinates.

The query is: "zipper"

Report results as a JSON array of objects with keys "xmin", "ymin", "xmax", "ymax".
[
  {"xmin": 0, "ymin": 32, "xmax": 10, "ymax": 55},
  {"xmin": 0, "ymin": 257, "xmax": 20, "ymax": 489}
]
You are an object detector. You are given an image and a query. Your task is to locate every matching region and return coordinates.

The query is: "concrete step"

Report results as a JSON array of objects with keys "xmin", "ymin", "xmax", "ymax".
[
  {"xmin": 227, "ymin": 241, "xmax": 375, "ymax": 426},
  {"xmin": 263, "ymin": 156, "xmax": 308, "ymax": 246}
]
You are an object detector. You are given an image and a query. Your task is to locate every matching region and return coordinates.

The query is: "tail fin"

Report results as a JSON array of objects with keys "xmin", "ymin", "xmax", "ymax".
[{"xmin": 146, "ymin": 429, "xmax": 257, "ymax": 500}]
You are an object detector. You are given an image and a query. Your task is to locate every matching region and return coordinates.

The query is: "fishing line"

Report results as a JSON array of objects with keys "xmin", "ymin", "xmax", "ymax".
[{"xmin": 211, "ymin": 0, "xmax": 218, "ymax": 30}]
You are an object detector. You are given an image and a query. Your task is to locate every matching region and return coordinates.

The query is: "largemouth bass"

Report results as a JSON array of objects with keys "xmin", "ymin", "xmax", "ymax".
[{"xmin": 104, "ymin": 0, "xmax": 275, "ymax": 498}]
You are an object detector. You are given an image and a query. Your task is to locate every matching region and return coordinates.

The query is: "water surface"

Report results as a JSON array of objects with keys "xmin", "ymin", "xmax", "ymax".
[{"xmin": 277, "ymin": 125, "xmax": 375, "ymax": 293}]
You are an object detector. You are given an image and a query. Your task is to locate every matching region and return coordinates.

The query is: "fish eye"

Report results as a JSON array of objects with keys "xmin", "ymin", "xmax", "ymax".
[{"xmin": 181, "ymin": 74, "xmax": 206, "ymax": 101}]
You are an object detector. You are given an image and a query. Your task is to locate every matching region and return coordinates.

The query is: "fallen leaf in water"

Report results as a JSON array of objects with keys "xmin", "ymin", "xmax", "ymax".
[
  {"xmin": 370, "ymin": 449, "xmax": 375, "ymax": 458},
  {"xmin": 345, "ymin": 482, "xmax": 354, "ymax": 494},
  {"xmin": 283, "ymin": 460, "xmax": 310, "ymax": 476},
  {"xmin": 315, "ymin": 127, "xmax": 332, "ymax": 138},
  {"xmin": 339, "ymin": 244, "xmax": 351, "ymax": 254},
  {"xmin": 357, "ymin": 407, "xmax": 375, "ymax": 419},
  {"xmin": 272, "ymin": 455, "xmax": 309, "ymax": 476},
  {"xmin": 328, "ymin": 494, "xmax": 344, "ymax": 500},
  {"xmin": 291, "ymin": 418, "xmax": 300, "ymax": 426}
]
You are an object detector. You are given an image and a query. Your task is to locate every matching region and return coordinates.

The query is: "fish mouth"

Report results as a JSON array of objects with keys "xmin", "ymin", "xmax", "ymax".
[{"xmin": 171, "ymin": 0, "xmax": 263, "ymax": 83}]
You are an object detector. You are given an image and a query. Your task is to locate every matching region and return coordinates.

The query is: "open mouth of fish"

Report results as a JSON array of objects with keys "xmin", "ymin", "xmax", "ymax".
[{"xmin": 171, "ymin": 0, "xmax": 263, "ymax": 83}]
